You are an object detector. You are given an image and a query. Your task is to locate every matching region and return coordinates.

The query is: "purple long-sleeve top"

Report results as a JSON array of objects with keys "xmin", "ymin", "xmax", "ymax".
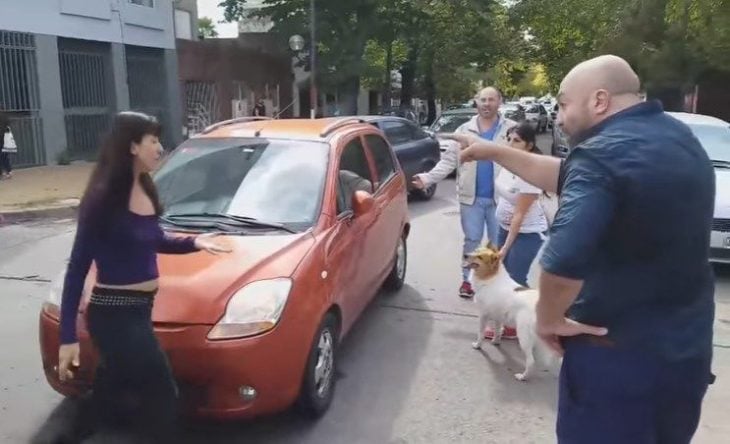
[{"xmin": 59, "ymin": 209, "xmax": 198, "ymax": 344}]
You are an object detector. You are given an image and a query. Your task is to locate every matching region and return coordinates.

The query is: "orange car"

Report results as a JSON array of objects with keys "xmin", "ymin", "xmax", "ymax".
[{"xmin": 39, "ymin": 117, "xmax": 410, "ymax": 419}]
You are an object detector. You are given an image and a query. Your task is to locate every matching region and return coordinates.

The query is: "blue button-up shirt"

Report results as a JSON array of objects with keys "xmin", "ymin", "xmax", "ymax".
[
  {"xmin": 475, "ymin": 118, "xmax": 500, "ymax": 198},
  {"xmin": 540, "ymin": 100, "xmax": 715, "ymax": 361}
]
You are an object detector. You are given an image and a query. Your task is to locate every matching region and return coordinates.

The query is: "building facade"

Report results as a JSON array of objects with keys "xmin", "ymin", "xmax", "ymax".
[{"xmin": 0, "ymin": 0, "xmax": 194, "ymax": 167}]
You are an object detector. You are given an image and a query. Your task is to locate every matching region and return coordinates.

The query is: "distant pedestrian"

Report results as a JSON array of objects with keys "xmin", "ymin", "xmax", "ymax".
[
  {"xmin": 413, "ymin": 87, "xmax": 516, "ymax": 302},
  {"xmin": 253, "ymin": 98, "xmax": 267, "ymax": 117},
  {"xmin": 495, "ymin": 122, "xmax": 548, "ymax": 288},
  {"xmin": 57, "ymin": 111, "xmax": 231, "ymax": 442},
  {"xmin": 0, "ymin": 113, "xmax": 16, "ymax": 179},
  {"xmin": 445, "ymin": 55, "xmax": 715, "ymax": 444}
]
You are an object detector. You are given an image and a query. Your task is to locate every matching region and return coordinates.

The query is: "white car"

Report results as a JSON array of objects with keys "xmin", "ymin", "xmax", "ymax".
[
  {"xmin": 524, "ymin": 103, "xmax": 549, "ymax": 133},
  {"xmin": 669, "ymin": 112, "xmax": 730, "ymax": 263}
]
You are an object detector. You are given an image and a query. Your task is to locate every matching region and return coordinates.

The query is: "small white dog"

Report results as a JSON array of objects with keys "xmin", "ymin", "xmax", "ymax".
[{"xmin": 465, "ymin": 243, "xmax": 557, "ymax": 381}]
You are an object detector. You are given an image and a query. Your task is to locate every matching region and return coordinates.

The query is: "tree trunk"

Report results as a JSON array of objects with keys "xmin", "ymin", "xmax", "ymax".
[
  {"xmin": 423, "ymin": 48, "xmax": 436, "ymax": 125},
  {"xmin": 399, "ymin": 44, "xmax": 419, "ymax": 107},
  {"xmin": 383, "ymin": 40, "xmax": 393, "ymax": 111},
  {"xmin": 340, "ymin": 76, "xmax": 361, "ymax": 115}
]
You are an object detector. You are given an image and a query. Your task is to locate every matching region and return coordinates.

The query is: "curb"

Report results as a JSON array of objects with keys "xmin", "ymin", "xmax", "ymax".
[{"xmin": 0, "ymin": 203, "xmax": 79, "ymax": 224}]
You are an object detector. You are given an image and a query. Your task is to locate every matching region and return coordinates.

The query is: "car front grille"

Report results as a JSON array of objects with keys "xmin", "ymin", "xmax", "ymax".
[{"xmin": 712, "ymin": 218, "xmax": 730, "ymax": 232}]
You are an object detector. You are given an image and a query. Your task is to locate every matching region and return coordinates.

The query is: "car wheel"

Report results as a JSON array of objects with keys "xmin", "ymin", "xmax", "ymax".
[
  {"xmin": 413, "ymin": 183, "xmax": 437, "ymax": 201},
  {"xmin": 297, "ymin": 313, "xmax": 338, "ymax": 418},
  {"xmin": 383, "ymin": 235, "xmax": 407, "ymax": 291}
]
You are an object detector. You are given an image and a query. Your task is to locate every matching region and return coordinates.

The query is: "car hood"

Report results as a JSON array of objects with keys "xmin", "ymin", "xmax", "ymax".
[
  {"xmin": 81, "ymin": 232, "xmax": 314, "ymax": 325},
  {"xmin": 715, "ymin": 168, "xmax": 730, "ymax": 218}
]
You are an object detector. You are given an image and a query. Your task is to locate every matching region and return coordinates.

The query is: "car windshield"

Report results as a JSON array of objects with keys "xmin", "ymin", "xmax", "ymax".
[
  {"xmin": 430, "ymin": 114, "xmax": 472, "ymax": 132},
  {"xmin": 687, "ymin": 123, "xmax": 730, "ymax": 162},
  {"xmin": 154, "ymin": 138, "xmax": 329, "ymax": 230}
]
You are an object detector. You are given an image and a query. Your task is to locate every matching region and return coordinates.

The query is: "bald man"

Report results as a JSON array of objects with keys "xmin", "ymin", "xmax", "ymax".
[
  {"xmin": 414, "ymin": 87, "xmax": 516, "ymax": 313},
  {"xmin": 444, "ymin": 55, "xmax": 715, "ymax": 443}
]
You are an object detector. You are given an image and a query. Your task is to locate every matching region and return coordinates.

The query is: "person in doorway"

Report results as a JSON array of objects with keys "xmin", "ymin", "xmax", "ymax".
[
  {"xmin": 253, "ymin": 98, "xmax": 267, "ymax": 117},
  {"xmin": 495, "ymin": 122, "xmax": 548, "ymax": 288},
  {"xmin": 57, "ymin": 112, "xmax": 231, "ymax": 442},
  {"xmin": 0, "ymin": 113, "xmax": 15, "ymax": 179},
  {"xmin": 444, "ymin": 55, "xmax": 715, "ymax": 444},
  {"xmin": 413, "ymin": 87, "xmax": 516, "ymax": 300}
]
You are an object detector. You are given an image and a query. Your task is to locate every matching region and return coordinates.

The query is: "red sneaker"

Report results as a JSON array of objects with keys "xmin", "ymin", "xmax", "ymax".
[
  {"xmin": 483, "ymin": 326, "xmax": 518, "ymax": 340},
  {"xmin": 459, "ymin": 281, "xmax": 474, "ymax": 299}
]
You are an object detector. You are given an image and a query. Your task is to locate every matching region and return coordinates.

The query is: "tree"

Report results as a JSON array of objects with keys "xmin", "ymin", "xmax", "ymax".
[
  {"xmin": 198, "ymin": 17, "xmax": 219, "ymax": 39},
  {"xmin": 221, "ymin": 0, "xmax": 380, "ymax": 115}
]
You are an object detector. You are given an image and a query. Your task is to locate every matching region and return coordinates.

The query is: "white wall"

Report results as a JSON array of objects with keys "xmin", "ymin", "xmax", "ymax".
[{"xmin": 0, "ymin": 0, "xmax": 176, "ymax": 49}]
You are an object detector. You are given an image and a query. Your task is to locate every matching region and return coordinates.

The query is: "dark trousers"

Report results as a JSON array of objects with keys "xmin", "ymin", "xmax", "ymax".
[
  {"xmin": 86, "ymin": 288, "xmax": 179, "ymax": 443},
  {"xmin": 0, "ymin": 152, "xmax": 11, "ymax": 174},
  {"xmin": 558, "ymin": 338, "xmax": 712, "ymax": 444}
]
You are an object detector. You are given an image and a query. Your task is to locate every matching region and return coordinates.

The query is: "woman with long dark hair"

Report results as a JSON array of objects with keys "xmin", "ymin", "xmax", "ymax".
[
  {"xmin": 494, "ymin": 122, "xmax": 548, "ymax": 288},
  {"xmin": 57, "ymin": 111, "xmax": 230, "ymax": 441}
]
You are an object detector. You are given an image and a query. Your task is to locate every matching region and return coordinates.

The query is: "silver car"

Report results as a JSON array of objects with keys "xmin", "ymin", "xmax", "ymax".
[{"xmin": 669, "ymin": 112, "xmax": 730, "ymax": 263}]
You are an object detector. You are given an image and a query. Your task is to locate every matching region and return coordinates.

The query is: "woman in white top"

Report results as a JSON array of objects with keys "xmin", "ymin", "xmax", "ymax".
[{"xmin": 494, "ymin": 122, "xmax": 548, "ymax": 287}]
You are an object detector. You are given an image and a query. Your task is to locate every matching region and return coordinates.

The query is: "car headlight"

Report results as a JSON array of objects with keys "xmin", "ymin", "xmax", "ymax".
[
  {"xmin": 42, "ymin": 269, "xmax": 66, "ymax": 320},
  {"xmin": 207, "ymin": 278, "xmax": 292, "ymax": 340}
]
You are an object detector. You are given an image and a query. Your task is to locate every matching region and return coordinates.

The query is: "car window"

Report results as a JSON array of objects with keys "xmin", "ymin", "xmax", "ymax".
[
  {"xmin": 687, "ymin": 123, "xmax": 730, "ymax": 162},
  {"xmin": 365, "ymin": 134, "xmax": 397, "ymax": 188},
  {"xmin": 430, "ymin": 114, "xmax": 472, "ymax": 133},
  {"xmin": 337, "ymin": 137, "xmax": 374, "ymax": 214},
  {"xmin": 154, "ymin": 138, "xmax": 329, "ymax": 228},
  {"xmin": 382, "ymin": 120, "xmax": 412, "ymax": 145}
]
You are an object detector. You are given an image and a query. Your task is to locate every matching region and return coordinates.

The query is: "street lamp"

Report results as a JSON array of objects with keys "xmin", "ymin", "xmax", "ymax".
[
  {"xmin": 288, "ymin": 1, "xmax": 317, "ymax": 119},
  {"xmin": 309, "ymin": 0, "xmax": 317, "ymax": 119}
]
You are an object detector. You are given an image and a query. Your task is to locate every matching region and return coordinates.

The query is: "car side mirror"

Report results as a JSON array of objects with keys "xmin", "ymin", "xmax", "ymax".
[{"xmin": 352, "ymin": 190, "xmax": 375, "ymax": 217}]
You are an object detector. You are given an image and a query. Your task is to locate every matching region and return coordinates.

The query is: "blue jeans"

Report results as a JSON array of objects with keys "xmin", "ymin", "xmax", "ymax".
[
  {"xmin": 497, "ymin": 228, "xmax": 544, "ymax": 287},
  {"xmin": 558, "ymin": 338, "xmax": 712, "ymax": 444},
  {"xmin": 460, "ymin": 197, "xmax": 498, "ymax": 281}
]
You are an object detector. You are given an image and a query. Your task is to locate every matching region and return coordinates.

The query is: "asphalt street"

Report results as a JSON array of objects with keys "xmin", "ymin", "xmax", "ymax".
[{"xmin": 1, "ymin": 135, "xmax": 728, "ymax": 443}]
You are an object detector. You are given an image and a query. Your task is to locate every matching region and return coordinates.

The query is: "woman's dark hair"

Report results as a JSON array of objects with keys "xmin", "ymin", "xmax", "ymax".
[
  {"xmin": 507, "ymin": 122, "xmax": 540, "ymax": 154},
  {"xmin": 507, "ymin": 121, "xmax": 548, "ymax": 196},
  {"xmin": 79, "ymin": 112, "xmax": 163, "ymax": 225}
]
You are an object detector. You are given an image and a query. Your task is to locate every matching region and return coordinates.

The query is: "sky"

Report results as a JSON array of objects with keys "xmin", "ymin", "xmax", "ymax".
[{"xmin": 196, "ymin": 0, "xmax": 239, "ymax": 38}]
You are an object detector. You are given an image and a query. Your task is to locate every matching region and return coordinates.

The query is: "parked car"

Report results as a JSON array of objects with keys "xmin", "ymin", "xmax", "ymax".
[
  {"xmin": 428, "ymin": 107, "xmax": 477, "ymax": 151},
  {"xmin": 39, "ymin": 116, "xmax": 410, "ymax": 420},
  {"xmin": 428, "ymin": 108, "xmax": 478, "ymax": 178},
  {"xmin": 551, "ymin": 122, "xmax": 570, "ymax": 158},
  {"xmin": 500, "ymin": 102, "xmax": 526, "ymax": 123},
  {"xmin": 524, "ymin": 103, "xmax": 549, "ymax": 133},
  {"xmin": 362, "ymin": 116, "xmax": 441, "ymax": 200},
  {"xmin": 668, "ymin": 112, "xmax": 730, "ymax": 263}
]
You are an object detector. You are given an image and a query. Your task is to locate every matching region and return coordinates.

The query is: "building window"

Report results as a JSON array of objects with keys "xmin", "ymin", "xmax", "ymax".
[
  {"xmin": 129, "ymin": 0, "xmax": 154, "ymax": 7},
  {"xmin": 174, "ymin": 9, "xmax": 193, "ymax": 39}
]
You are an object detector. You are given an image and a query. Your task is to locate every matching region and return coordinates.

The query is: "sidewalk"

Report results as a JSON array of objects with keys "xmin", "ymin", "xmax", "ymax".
[{"xmin": 0, "ymin": 162, "xmax": 93, "ymax": 222}]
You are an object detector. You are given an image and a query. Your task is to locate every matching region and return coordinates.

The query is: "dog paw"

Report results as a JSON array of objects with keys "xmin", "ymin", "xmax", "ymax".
[
  {"xmin": 471, "ymin": 341, "xmax": 482, "ymax": 350},
  {"xmin": 514, "ymin": 373, "xmax": 528, "ymax": 382}
]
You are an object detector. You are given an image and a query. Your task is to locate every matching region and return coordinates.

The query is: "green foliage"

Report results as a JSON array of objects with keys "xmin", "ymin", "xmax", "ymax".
[{"xmin": 198, "ymin": 16, "xmax": 219, "ymax": 39}]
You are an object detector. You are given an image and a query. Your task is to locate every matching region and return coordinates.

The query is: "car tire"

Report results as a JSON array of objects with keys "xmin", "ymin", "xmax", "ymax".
[
  {"xmin": 383, "ymin": 235, "xmax": 407, "ymax": 292},
  {"xmin": 412, "ymin": 183, "xmax": 437, "ymax": 201},
  {"xmin": 297, "ymin": 312, "xmax": 338, "ymax": 419}
]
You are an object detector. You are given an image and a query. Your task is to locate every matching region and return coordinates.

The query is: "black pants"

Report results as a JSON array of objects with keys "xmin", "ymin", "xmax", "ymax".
[
  {"xmin": 0, "ymin": 152, "xmax": 11, "ymax": 174},
  {"xmin": 86, "ymin": 287, "xmax": 179, "ymax": 443},
  {"xmin": 558, "ymin": 338, "xmax": 713, "ymax": 444}
]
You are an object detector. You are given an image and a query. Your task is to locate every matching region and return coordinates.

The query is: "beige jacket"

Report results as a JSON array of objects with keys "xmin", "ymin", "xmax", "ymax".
[{"xmin": 417, "ymin": 115, "xmax": 516, "ymax": 205}]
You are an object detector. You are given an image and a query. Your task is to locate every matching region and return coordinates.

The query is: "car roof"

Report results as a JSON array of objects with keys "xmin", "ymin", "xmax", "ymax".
[
  {"xmin": 354, "ymin": 115, "xmax": 414, "ymax": 124},
  {"xmin": 193, "ymin": 117, "xmax": 377, "ymax": 141},
  {"xmin": 667, "ymin": 112, "xmax": 729, "ymax": 127},
  {"xmin": 440, "ymin": 108, "xmax": 477, "ymax": 116}
]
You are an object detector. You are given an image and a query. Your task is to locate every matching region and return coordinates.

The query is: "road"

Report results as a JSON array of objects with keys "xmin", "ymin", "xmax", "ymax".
[{"xmin": 1, "ymin": 135, "xmax": 729, "ymax": 443}]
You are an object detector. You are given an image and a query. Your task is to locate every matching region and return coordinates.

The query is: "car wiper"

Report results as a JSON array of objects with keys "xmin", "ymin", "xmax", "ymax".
[{"xmin": 164, "ymin": 213, "xmax": 297, "ymax": 234}]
